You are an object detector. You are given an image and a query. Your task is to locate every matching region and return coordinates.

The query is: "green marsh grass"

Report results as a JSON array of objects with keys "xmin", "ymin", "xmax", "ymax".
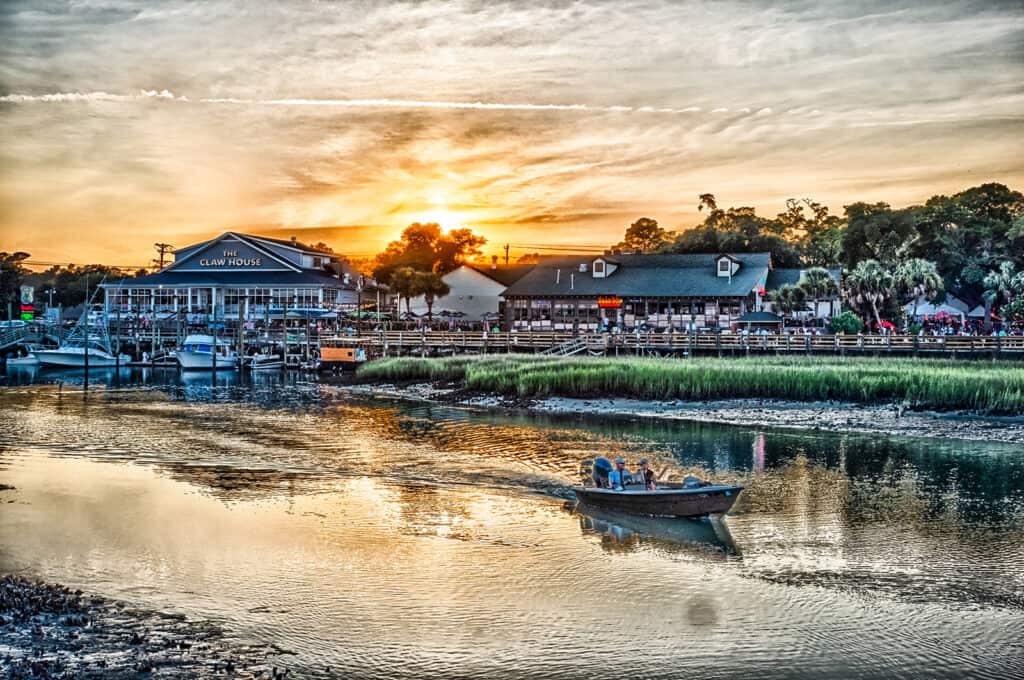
[{"xmin": 356, "ymin": 355, "xmax": 1024, "ymax": 414}]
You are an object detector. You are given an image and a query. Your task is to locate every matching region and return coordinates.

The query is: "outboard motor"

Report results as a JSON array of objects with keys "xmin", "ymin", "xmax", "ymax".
[{"xmin": 592, "ymin": 456, "xmax": 613, "ymax": 488}]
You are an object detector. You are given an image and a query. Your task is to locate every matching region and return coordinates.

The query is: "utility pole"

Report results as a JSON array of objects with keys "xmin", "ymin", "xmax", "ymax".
[
  {"xmin": 504, "ymin": 243, "xmax": 510, "ymax": 265},
  {"xmin": 153, "ymin": 243, "xmax": 174, "ymax": 270}
]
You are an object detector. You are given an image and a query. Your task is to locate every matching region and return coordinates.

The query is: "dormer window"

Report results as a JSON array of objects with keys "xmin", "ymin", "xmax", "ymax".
[
  {"xmin": 313, "ymin": 257, "xmax": 322, "ymax": 269},
  {"xmin": 717, "ymin": 255, "xmax": 739, "ymax": 278},
  {"xmin": 592, "ymin": 260, "xmax": 605, "ymax": 277}
]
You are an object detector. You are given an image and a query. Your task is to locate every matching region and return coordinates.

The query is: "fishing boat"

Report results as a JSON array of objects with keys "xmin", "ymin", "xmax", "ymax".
[
  {"xmin": 35, "ymin": 290, "xmax": 130, "ymax": 368},
  {"xmin": 174, "ymin": 334, "xmax": 239, "ymax": 370},
  {"xmin": 574, "ymin": 457, "xmax": 742, "ymax": 518},
  {"xmin": 573, "ymin": 484, "xmax": 743, "ymax": 518}
]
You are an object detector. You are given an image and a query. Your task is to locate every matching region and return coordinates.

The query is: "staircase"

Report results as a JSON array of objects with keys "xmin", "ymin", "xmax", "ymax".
[
  {"xmin": 0, "ymin": 325, "xmax": 29, "ymax": 350},
  {"xmin": 539, "ymin": 338, "xmax": 589, "ymax": 356}
]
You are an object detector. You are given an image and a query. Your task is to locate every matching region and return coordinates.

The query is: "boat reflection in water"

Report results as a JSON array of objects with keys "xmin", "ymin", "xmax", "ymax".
[{"xmin": 567, "ymin": 501, "xmax": 741, "ymax": 557}]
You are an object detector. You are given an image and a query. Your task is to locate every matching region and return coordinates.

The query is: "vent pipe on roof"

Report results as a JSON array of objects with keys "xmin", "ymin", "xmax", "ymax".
[
  {"xmin": 570, "ymin": 273, "xmax": 574, "ymax": 291},
  {"xmin": 556, "ymin": 269, "xmax": 560, "ymax": 285},
  {"xmin": 290, "ymin": 235, "xmax": 297, "ymax": 243}
]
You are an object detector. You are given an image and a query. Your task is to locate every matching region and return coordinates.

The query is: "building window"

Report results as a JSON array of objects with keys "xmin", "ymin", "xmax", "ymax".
[
  {"xmin": 313, "ymin": 257, "xmax": 322, "ymax": 269},
  {"xmin": 718, "ymin": 259, "xmax": 730, "ymax": 273},
  {"xmin": 593, "ymin": 260, "xmax": 605, "ymax": 276},
  {"xmin": 720, "ymin": 301, "xmax": 741, "ymax": 316}
]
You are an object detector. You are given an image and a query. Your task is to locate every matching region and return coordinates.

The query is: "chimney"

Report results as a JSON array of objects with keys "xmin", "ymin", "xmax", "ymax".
[
  {"xmin": 491, "ymin": 255, "xmax": 498, "ymax": 269},
  {"xmin": 290, "ymin": 235, "xmax": 297, "ymax": 244}
]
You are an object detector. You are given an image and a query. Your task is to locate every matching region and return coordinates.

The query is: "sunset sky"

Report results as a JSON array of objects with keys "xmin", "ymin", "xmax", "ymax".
[{"xmin": 1, "ymin": 0, "xmax": 1022, "ymax": 267}]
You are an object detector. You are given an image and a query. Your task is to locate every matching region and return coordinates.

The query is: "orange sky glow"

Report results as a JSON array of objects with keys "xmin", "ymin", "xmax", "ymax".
[{"xmin": 1, "ymin": 1, "xmax": 1022, "ymax": 267}]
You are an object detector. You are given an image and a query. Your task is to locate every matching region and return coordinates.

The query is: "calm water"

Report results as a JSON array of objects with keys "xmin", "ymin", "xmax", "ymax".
[{"xmin": 1, "ymin": 367, "xmax": 1023, "ymax": 679}]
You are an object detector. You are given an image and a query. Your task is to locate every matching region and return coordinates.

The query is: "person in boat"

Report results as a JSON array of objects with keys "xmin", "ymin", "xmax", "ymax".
[
  {"xmin": 637, "ymin": 458, "xmax": 656, "ymax": 491},
  {"xmin": 608, "ymin": 457, "xmax": 629, "ymax": 490}
]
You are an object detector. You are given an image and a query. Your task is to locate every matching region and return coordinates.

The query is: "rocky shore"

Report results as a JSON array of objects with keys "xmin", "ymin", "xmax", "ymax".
[
  {"xmin": 340, "ymin": 382, "xmax": 1024, "ymax": 445},
  {"xmin": 0, "ymin": 576, "xmax": 287, "ymax": 679}
]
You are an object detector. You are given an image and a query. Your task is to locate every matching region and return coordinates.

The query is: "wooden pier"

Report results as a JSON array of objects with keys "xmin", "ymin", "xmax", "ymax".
[{"xmin": 324, "ymin": 330, "xmax": 1024, "ymax": 359}]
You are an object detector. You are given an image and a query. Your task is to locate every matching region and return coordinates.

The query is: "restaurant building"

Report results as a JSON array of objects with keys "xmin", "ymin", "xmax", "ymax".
[
  {"xmin": 101, "ymin": 232, "xmax": 379, "ymax": 321},
  {"xmin": 501, "ymin": 252, "xmax": 816, "ymax": 331}
]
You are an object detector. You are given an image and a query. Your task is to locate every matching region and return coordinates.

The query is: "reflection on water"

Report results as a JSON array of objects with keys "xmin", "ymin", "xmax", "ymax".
[
  {"xmin": 570, "ymin": 502, "xmax": 741, "ymax": 557},
  {"xmin": 1, "ymin": 372, "xmax": 1023, "ymax": 679}
]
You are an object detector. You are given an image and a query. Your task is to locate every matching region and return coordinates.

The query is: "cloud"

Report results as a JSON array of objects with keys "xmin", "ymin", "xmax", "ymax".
[{"xmin": 1, "ymin": 0, "xmax": 1022, "ymax": 263}]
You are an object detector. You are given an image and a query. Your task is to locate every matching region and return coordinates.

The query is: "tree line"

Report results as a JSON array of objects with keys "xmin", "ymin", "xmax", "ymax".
[{"xmin": 612, "ymin": 183, "xmax": 1024, "ymax": 329}]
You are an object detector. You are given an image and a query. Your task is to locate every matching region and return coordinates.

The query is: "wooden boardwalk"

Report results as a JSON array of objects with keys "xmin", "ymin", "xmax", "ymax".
[{"xmin": 323, "ymin": 331, "xmax": 1024, "ymax": 359}]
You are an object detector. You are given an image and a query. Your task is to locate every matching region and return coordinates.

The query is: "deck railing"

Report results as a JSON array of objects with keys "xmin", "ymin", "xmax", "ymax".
[{"xmin": 319, "ymin": 331, "xmax": 1024, "ymax": 357}]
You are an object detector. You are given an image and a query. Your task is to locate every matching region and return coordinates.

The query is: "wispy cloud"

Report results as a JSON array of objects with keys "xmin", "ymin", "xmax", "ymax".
[{"xmin": 1, "ymin": 0, "xmax": 1022, "ymax": 263}]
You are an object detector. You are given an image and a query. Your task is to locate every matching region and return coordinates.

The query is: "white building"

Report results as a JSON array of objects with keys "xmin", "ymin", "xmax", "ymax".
[{"xmin": 407, "ymin": 264, "xmax": 534, "ymax": 321}]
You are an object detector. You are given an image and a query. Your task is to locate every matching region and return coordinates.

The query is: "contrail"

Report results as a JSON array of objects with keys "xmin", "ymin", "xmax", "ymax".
[{"xmin": 0, "ymin": 89, "xmax": 745, "ymax": 115}]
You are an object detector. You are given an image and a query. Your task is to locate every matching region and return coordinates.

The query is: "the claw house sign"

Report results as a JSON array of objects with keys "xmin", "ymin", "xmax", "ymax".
[{"xmin": 598, "ymin": 296, "xmax": 623, "ymax": 309}]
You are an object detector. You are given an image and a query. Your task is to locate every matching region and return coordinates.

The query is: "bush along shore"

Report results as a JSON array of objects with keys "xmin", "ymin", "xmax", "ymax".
[
  {"xmin": 0, "ymin": 575, "xmax": 289, "ymax": 679},
  {"xmin": 355, "ymin": 355, "xmax": 1024, "ymax": 415}
]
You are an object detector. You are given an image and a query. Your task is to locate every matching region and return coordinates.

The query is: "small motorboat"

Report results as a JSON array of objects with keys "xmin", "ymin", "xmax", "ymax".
[
  {"xmin": 249, "ymin": 353, "xmax": 285, "ymax": 371},
  {"xmin": 574, "ymin": 457, "xmax": 742, "ymax": 518},
  {"xmin": 573, "ymin": 484, "xmax": 743, "ymax": 518}
]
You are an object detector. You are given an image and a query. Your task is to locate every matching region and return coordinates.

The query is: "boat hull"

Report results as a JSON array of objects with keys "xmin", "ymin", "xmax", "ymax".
[
  {"xmin": 35, "ymin": 349, "xmax": 128, "ymax": 368},
  {"xmin": 175, "ymin": 351, "xmax": 239, "ymax": 370},
  {"xmin": 573, "ymin": 485, "xmax": 743, "ymax": 518}
]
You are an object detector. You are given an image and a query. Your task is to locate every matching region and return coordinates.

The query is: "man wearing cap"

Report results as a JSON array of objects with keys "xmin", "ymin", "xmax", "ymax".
[
  {"xmin": 608, "ymin": 457, "xmax": 628, "ymax": 491},
  {"xmin": 637, "ymin": 458, "xmax": 656, "ymax": 491}
]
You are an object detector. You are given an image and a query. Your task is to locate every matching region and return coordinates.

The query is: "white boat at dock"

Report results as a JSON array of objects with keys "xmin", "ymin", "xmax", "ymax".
[
  {"xmin": 174, "ymin": 334, "xmax": 239, "ymax": 370},
  {"xmin": 36, "ymin": 288, "xmax": 131, "ymax": 369}
]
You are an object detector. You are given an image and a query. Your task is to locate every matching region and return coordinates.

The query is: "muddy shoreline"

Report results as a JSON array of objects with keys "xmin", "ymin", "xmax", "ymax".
[
  {"xmin": 340, "ymin": 382, "xmax": 1024, "ymax": 445},
  {"xmin": 0, "ymin": 575, "xmax": 288, "ymax": 679}
]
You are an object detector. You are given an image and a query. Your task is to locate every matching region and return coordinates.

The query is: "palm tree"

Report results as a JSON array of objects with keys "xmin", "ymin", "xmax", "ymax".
[
  {"xmin": 895, "ymin": 258, "xmax": 944, "ymax": 321},
  {"xmin": 797, "ymin": 267, "xmax": 839, "ymax": 323},
  {"xmin": 414, "ymin": 271, "xmax": 450, "ymax": 321},
  {"xmin": 844, "ymin": 259, "xmax": 894, "ymax": 332},
  {"xmin": 390, "ymin": 266, "xmax": 419, "ymax": 316},
  {"xmin": 767, "ymin": 284, "xmax": 807, "ymax": 322},
  {"xmin": 983, "ymin": 261, "xmax": 1023, "ymax": 329}
]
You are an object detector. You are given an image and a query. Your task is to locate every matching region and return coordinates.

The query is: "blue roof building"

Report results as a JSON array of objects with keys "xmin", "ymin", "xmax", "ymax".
[{"xmin": 100, "ymin": 232, "xmax": 379, "ymax": 320}]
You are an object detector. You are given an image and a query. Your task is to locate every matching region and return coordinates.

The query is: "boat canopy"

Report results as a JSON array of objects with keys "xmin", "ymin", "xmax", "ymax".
[{"xmin": 182, "ymin": 334, "xmax": 232, "ymax": 346}]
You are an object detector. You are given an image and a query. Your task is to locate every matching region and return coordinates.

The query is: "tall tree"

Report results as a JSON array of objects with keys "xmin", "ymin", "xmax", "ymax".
[
  {"xmin": 767, "ymin": 284, "xmax": 807, "ymax": 321},
  {"xmin": 415, "ymin": 271, "xmax": 451, "ymax": 321},
  {"xmin": 844, "ymin": 259, "xmax": 895, "ymax": 331},
  {"xmin": 0, "ymin": 251, "xmax": 31, "ymax": 319},
  {"xmin": 670, "ymin": 201, "xmax": 802, "ymax": 267},
  {"xmin": 911, "ymin": 184, "xmax": 1024, "ymax": 326},
  {"xmin": 841, "ymin": 202, "xmax": 918, "ymax": 268},
  {"xmin": 373, "ymin": 223, "xmax": 485, "ymax": 285},
  {"xmin": 798, "ymin": 267, "xmax": 839, "ymax": 320},
  {"xmin": 618, "ymin": 217, "xmax": 671, "ymax": 252},
  {"xmin": 895, "ymin": 258, "xmax": 944, "ymax": 320},
  {"xmin": 389, "ymin": 266, "xmax": 419, "ymax": 315},
  {"xmin": 983, "ymin": 261, "xmax": 1024, "ymax": 328}
]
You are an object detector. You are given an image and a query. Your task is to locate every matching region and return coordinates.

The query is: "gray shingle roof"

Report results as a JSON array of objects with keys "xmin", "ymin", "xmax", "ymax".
[
  {"xmin": 467, "ymin": 264, "xmax": 535, "ymax": 287},
  {"xmin": 766, "ymin": 268, "xmax": 842, "ymax": 291},
  {"xmin": 502, "ymin": 253, "xmax": 771, "ymax": 298}
]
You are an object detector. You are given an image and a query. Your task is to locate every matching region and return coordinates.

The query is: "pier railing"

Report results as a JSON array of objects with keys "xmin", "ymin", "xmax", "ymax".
[{"xmin": 321, "ymin": 331, "xmax": 1024, "ymax": 359}]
